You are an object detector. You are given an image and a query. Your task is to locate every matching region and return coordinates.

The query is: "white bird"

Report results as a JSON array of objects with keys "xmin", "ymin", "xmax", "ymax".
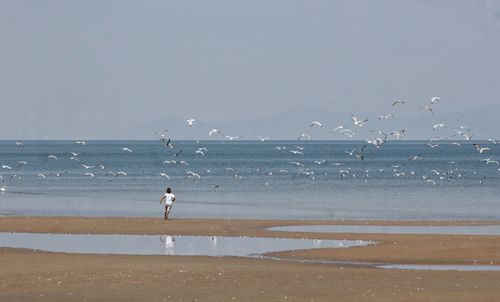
[
  {"xmin": 2, "ymin": 165, "xmax": 12, "ymax": 170},
  {"xmin": 81, "ymin": 164, "xmax": 95, "ymax": 169},
  {"xmin": 390, "ymin": 130, "xmax": 406, "ymax": 140},
  {"xmin": 186, "ymin": 118, "xmax": 195, "ymax": 127},
  {"xmin": 116, "ymin": 171, "xmax": 128, "ymax": 177},
  {"xmin": 257, "ymin": 135, "xmax": 271, "ymax": 141},
  {"xmin": 351, "ymin": 114, "xmax": 369, "ymax": 126},
  {"xmin": 432, "ymin": 123, "xmax": 446, "ymax": 131},
  {"xmin": 48, "ymin": 155, "xmax": 58, "ymax": 160},
  {"xmin": 84, "ymin": 172, "xmax": 95, "ymax": 178},
  {"xmin": 0, "ymin": 186, "xmax": 6, "ymax": 192},
  {"xmin": 425, "ymin": 179, "xmax": 437, "ymax": 185},
  {"xmin": 314, "ymin": 160, "xmax": 326, "ymax": 165},
  {"xmin": 310, "ymin": 121, "xmax": 323, "ymax": 127},
  {"xmin": 451, "ymin": 142, "xmax": 462, "ymax": 147},
  {"xmin": 179, "ymin": 160, "xmax": 189, "ymax": 165},
  {"xmin": 488, "ymin": 139, "xmax": 497, "ymax": 144},
  {"xmin": 463, "ymin": 133, "xmax": 473, "ymax": 141},
  {"xmin": 420, "ymin": 106, "xmax": 433, "ymax": 114},
  {"xmin": 75, "ymin": 140, "xmax": 86, "ymax": 145},
  {"xmin": 17, "ymin": 161, "xmax": 28, "ymax": 166},
  {"xmin": 290, "ymin": 161, "xmax": 305, "ymax": 167},
  {"xmin": 482, "ymin": 157, "xmax": 499, "ymax": 165},
  {"xmin": 224, "ymin": 135, "xmax": 242, "ymax": 140},
  {"xmin": 186, "ymin": 171, "xmax": 201, "ymax": 181},
  {"xmin": 195, "ymin": 149, "xmax": 205, "ymax": 156},
  {"xmin": 15, "ymin": 141, "xmax": 24, "ymax": 147},
  {"xmin": 289, "ymin": 150, "xmax": 304, "ymax": 155},
  {"xmin": 70, "ymin": 152, "xmax": 80, "ymax": 157},
  {"xmin": 378, "ymin": 114, "xmax": 394, "ymax": 120},
  {"xmin": 163, "ymin": 160, "xmax": 177, "ymax": 164},
  {"xmin": 332, "ymin": 125, "xmax": 344, "ymax": 132},
  {"xmin": 121, "ymin": 147, "xmax": 133, "ymax": 153},
  {"xmin": 209, "ymin": 129, "xmax": 223, "ymax": 137},
  {"xmin": 339, "ymin": 129, "xmax": 356, "ymax": 138},
  {"xmin": 392, "ymin": 100, "xmax": 405, "ymax": 106},
  {"xmin": 474, "ymin": 144, "xmax": 491, "ymax": 154},
  {"xmin": 158, "ymin": 173, "xmax": 170, "ymax": 179},
  {"xmin": 37, "ymin": 173, "xmax": 47, "ymax": 179},
  {"xmin": 430, "ymin": 96, "xmax": 440, "ymax": 104}
]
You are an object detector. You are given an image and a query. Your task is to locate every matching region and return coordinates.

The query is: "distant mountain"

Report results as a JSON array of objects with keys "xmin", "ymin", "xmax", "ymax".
[{"xmin": 120, "ymin": 105, "xmax": 500, "ymax": 141}]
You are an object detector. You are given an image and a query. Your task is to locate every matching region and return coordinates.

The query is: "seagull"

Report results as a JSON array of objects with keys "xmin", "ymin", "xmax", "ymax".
[
  {"xmin": 186, "ymin": 171, "xmax": 201, "ymax": 181},
  {"xmin": 209, "ymin": 129, "xmax": 223, "ymax": 137},
  {"xmin": 186, "ymin": 118, "xmax": 195, "ymax": 127},
  {"xmin": 163, "ymin": 160, "xmax": 177, "ymax": 164},
  {"xmin": 75, "ymin": 140, "xmax": 86, "ymax": 146},
  {"xmin": 48, "ymin": 155, "xmax": 58, "ymax": 160},
  {"xmin": 332, "ymin": 125, "xmax": 344, "ymax": 132},
  {"xmin": 351, "ymin": 114, "xmax": 369, "ymax": 126},
  {"xmin": 37, "ymin": 173, "xmax": 47, "ymax": 179},
  {"xmin": 420, "ymin": 106, "xmax": 433, "ymax": 114},
  {"xmin": 473, "ymin": 144, "xmax": 492, "ymax": 154},
  {"xmin": 378, "ymin": 114, "xmax": 394, "ymax": 120},
  {"xmin": 16, "ymin": 161, "xmax": 28, "ymax": 167},
  {"xmin": 0, "ymin": 186, "xmax": 6, "ymax": 192},
  {"xmin": 425, "ymin": 179, "xmax": 437, "ymax": 185},
  {"xmin": 430, "ymin": 96, "xmax": 440, "ymax": 104},
  {"xmin": 314, "ymin": 160, "xmax": 327, "ymax": 165},
  {"xmin": 427, "ymin": 142, "xmax": 439, "ymax": 148},
  {"xmin": 121, "ymin": 147, "xmax": 133, "ymax": 153},
  {"xmin": 488, "ymin": 139, "xmax": 497, "ymax": 144},
  {"xmin": 2, "ymin": 165, "xmax": 12, "ymax": 170},
  {"xmin": 116, "ymin": 171, "xmax": 128, "ymax": 177},
  {"xmin": 224, "ymin": 135, "xmax": 242, "ymax": 140},
  {"xmin": 463, "ymin": 133, "xmax": 473, "ymax": 141},
  {"xmin": 339, "ymin": 129, "xmax": 356, "ymax": 138},
  {"xmin": 80, "ymin": 164, "xmax": 95, "ymax": 169},
  {"xmin": 195, "ymin": 149, "xmax": 205, "ymax": 156},
  {"xmin": 409, "ymin": 155, "xmax": 423, "ymax": 161},
  {"xmin": 84, "ymin": 172, "xmax": 95, "ymax": 178},
  {"xmin": 255, "ymin": 135, "xmax": 270, "ymax": 142},
  {"xmin": 158, "ymin": 173, "xmax": 170, "ymax": 179},
  {"xmin": 15, "ymin": 141, "xmax": 24, "ymax": 147},
  {"xmin": 310, "ymin": 121, "xmax": 323, "ymax": 127},
  {"xmin": 432, "ymin": 123, "xmax": 447, "ymax": 131},
  {"xmin": 451, "ymin": 142, "xmax": 462, "ymax": 147},
  {"xmin": 70, "ymin": 152, "xmax": 80, "ymax": 157},
  {"xmin": 290, "ymin": 161, "xmax": 305, "ymax": 167},
  {"xmin": 390, "ymin": 130, "xmax": 406, "ymax": 140},
  {"xmin": 289, "ymin": 150, "xmax": 304, "ymax": 155},
  {"xmin": 482, "ymin": 157, "xmax": 499, "ymax": 165}
]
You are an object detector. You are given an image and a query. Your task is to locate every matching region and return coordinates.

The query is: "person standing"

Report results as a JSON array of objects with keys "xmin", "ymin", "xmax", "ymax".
[{"xmin": 160, "ymin": 187, "xmax": 176, "ymax": 220}]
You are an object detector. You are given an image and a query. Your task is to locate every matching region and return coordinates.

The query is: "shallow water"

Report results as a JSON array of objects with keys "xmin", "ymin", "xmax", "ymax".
[
  {"xmin": 267, "ymin": 225, "xmax": 500, "ymax": 235},
  {"xmin": 377, "ymin": 264, "xmax": 500, "ymax": 271},
  {"xmin": 0, "ymin": 232, "xmax": 372, "ymax": 257}
]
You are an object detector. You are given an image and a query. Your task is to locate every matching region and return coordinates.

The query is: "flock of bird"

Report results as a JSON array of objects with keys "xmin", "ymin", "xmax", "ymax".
[{"xmin": 1, "ymin": 96, "xmax": 499, "ymax": 193}]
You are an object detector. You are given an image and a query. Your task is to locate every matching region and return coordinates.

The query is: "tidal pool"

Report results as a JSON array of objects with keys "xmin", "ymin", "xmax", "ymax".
[
  {"xmin": 267, "ymin": 225, "xmax": 500, "ymax": 235},
  {"xmin": 0, "ymin": 232, "xmax": 372, "ymax": 257}
]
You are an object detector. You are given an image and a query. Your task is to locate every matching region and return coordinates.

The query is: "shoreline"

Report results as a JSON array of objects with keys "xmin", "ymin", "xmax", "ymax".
[{"xmin": 1, "ymin": 216, "xmax": 499, "ymax": 301}]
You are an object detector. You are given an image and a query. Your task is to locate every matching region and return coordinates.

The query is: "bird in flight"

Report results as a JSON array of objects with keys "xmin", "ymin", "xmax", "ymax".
[
  {"xmin": 310, "ymin": 121, "xmax": 323, "ymax": 127},
  {"xmin": 121, "ymin": 147, "xmax": 133, "ymax": 153},
  {"xmin": 186, "ymin": 118, "xmax": 195, "ymax": 127},
  {"xmin": 392, "ymin": 100, "xmax": 405, "ymax": 106},
  {"xmin": 351, "ymin": 114, "xmax": 369, "ymax": 127}
]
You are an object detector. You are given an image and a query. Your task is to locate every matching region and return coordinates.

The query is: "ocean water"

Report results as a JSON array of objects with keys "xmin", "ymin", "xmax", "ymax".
[{"xmin": 0, "ymin": 140, "xmax": 499, "ymax": 220}]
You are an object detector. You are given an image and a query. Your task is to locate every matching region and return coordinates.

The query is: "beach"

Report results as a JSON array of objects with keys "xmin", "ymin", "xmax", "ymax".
[{"xmin": 1, "ymin": 217, "xmax": 499, "ymax": 301}]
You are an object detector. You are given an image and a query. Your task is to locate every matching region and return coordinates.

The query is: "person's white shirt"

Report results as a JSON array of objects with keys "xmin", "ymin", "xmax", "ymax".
[{"xmin": 163, "ymin": 193, "xmax": 176, "ymax": 205}]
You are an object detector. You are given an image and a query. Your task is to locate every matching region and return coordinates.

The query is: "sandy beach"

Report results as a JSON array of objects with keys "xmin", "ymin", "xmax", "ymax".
[{"xmin": 0, "ymin": 217, "xmax": 499, "ymax": 301}]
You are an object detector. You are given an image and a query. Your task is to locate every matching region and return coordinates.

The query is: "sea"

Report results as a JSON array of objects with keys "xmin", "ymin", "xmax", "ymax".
[{"xmin": 0, "ymin": 140, "xmax": 499, "ymax": 220}]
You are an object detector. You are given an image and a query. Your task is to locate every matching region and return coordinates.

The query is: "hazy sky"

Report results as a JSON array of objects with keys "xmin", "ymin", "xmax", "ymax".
[{"xmin": 1, "ymin": 0, "xmax": 500, "ymax": 139}]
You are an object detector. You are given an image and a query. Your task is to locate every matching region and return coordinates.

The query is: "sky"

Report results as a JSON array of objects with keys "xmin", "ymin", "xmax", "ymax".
[{"xmin": 1, "ymin": 0, "xmax": 500, "ymax": 139}]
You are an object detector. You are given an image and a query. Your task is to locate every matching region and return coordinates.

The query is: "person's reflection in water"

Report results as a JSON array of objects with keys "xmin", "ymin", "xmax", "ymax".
[{"xmin": 160, "ymin": 235, "xmax": 175, "ymax": 255}]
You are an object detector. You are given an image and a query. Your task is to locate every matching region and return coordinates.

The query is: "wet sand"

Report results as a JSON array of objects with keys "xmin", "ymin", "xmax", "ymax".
[{"xmin": 0, "ymin": 217, "xmax": 499, "ymax": 301}]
